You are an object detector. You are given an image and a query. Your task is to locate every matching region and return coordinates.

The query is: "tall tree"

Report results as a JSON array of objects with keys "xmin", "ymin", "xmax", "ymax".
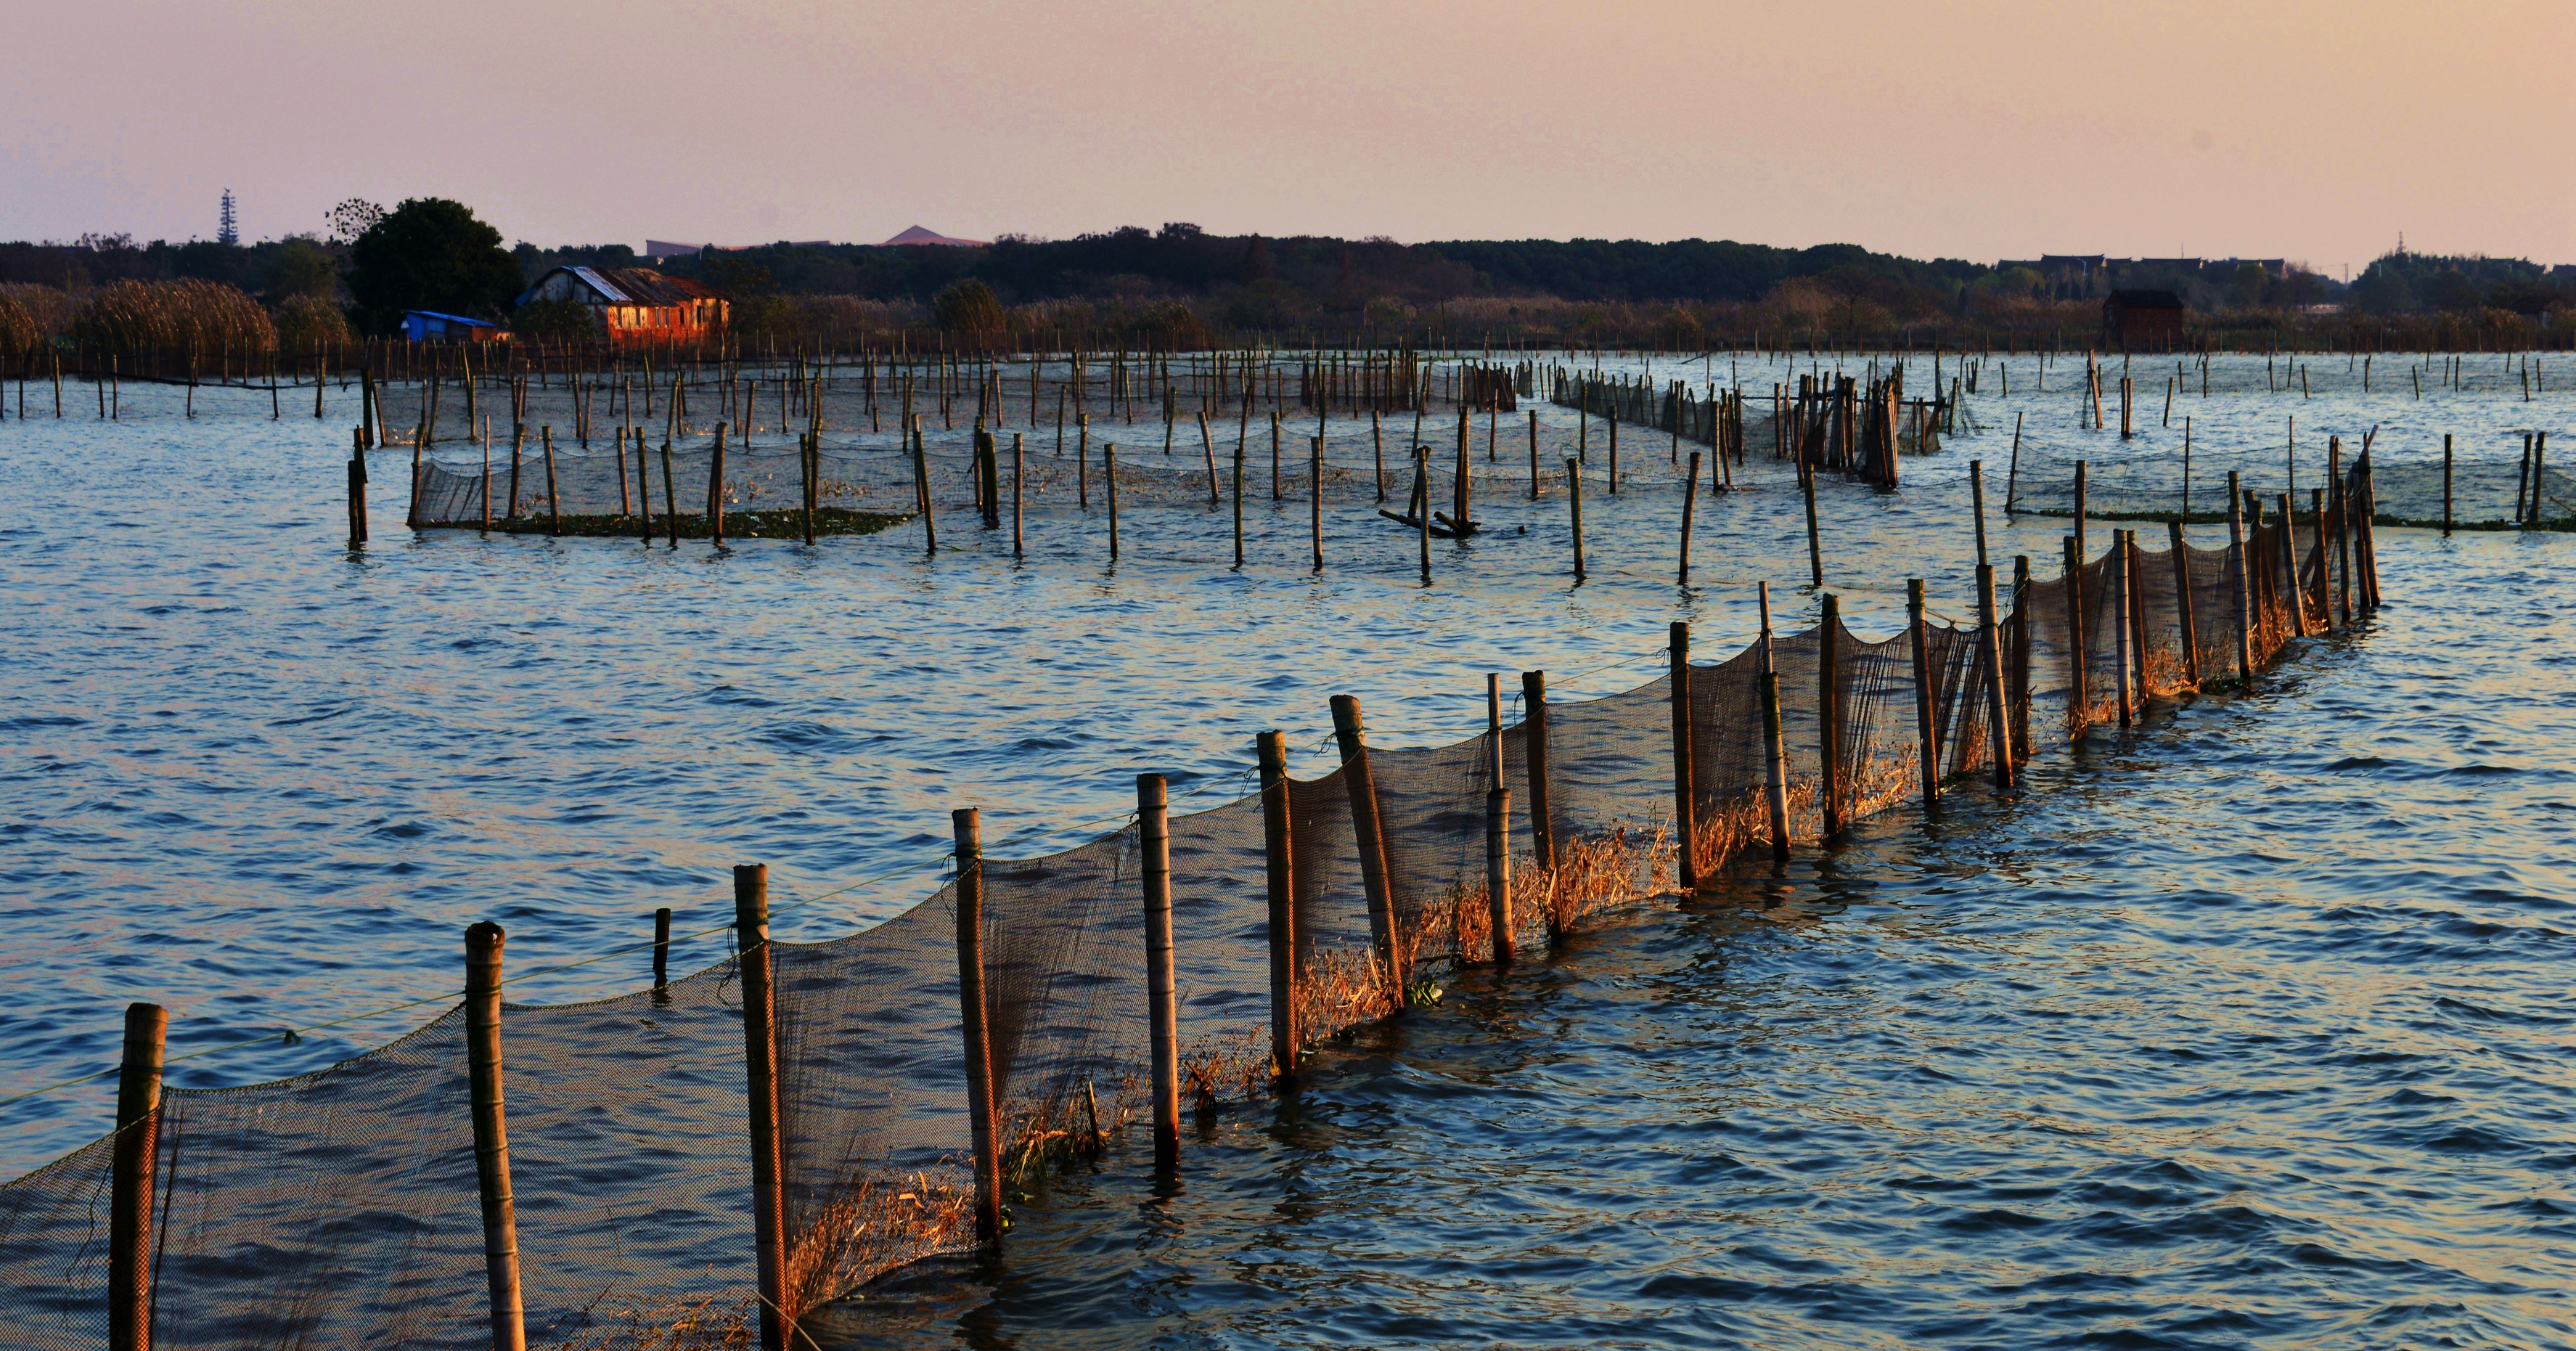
[{"xmin": 346, "ymin": 198, "xmax": 522, "ymax": 335}]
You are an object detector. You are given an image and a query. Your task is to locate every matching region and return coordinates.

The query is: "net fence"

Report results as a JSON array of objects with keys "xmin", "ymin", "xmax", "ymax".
[{"xmin": 0, "ymin": 505, "xmax": 2367, "ymax": 1346}]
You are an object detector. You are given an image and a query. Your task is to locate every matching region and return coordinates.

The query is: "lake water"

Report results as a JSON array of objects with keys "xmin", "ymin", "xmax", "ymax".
[{"xmin": 1, "ymin": 352, "xmax": 2569, "ymax": 1348}]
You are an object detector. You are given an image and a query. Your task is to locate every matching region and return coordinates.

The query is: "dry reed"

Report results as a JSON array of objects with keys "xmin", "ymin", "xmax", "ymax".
[{"xmin": 781, "ymin": 1165, "xmax": 976, "ymax": 1318}]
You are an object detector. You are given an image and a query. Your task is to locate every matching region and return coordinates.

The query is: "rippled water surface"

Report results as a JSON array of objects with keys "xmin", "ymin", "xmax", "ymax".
[{"xmin": 2, "ymin": 354, "xmax": 2570, "ymax": 1348}]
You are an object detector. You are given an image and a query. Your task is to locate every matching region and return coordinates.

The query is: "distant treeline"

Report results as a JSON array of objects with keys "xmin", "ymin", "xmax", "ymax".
[{"xmin": 3, "ymin": 219, "xmax": 2571, "ymax": 356}]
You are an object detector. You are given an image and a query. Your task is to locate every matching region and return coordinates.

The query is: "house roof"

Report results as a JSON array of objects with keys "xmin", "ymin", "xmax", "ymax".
[
  {"xmin": 520, "ymin": 266, "xmax": 726, "ymax": 309},
  {"xmin": 402, "ymin": 310, "xmax": 500, "ymax": 327}
]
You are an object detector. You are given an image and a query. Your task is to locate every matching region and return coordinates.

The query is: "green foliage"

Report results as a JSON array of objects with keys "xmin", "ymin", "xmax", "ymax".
[
  {"xmin": 512, "ymin": 296, "xmax": 597, "ymax": 340},
  {"xmin": 346, "ymin": 198, "xmax": 523, "ymax": 335},
  {"xmin": 932, "ymin": 278, "xmax": 1005, "ymax": 333},
  {"xmin": 263, "ymin": 238, "xmax": 339, "ymax": 302}
]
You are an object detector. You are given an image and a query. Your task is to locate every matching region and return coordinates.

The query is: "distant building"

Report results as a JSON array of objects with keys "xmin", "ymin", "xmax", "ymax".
[
  {"xmin": 517, "ymin": 266, "xmax": 729, "ymax": 344},
  {"xmin": 2103, "ymin": 290, "xmax": 2186, "ymax": 346},
  {"xmin": 884, "ymin": 225, "xmax": 989, "ymax": 248},
  {"xmin": 644, "ymin": 240, "xmax": 831, "ymax": 262},
  {"xmin": 401, "ymin": 310, "xmax": 505, "ymax": 343}
]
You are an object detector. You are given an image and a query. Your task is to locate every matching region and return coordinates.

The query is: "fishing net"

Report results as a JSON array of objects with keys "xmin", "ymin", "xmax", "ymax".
[{"xmin": 1, "ymin": 536, "xmax": 2346, "ymax": 1344}]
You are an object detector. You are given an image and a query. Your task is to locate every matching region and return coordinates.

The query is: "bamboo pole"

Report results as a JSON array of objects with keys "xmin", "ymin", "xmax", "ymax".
[
  {"xmin": 661, "ymin": 441, "xmax": 679, "ymax": 550},
  {"xmin": 1330, "ymin": 695, "xmax": 1402, "ymax": 989},
  {"xmin": 951, "ymin": 812, "xmax": 1002, "ymax": 1242},
  {"xmin": 1757, "ymin": 582, "xmax": 1792, "ymax": 863},
  {"xmin": 1256, "ymin": 732, "xmax": 1299, "ymax": 1083},
  {"xmin": 1106, "ymin": 444, "xmax": 1120, "ymax": 561},
  {"xmin": 110, "ymin": 1002, "xmax": 166, "ymax": 1351},
  {"xmin": 732, "ymin": 865, "xmax": 790, "ymax": 1351},
  {"xmin": 1013, "ymin": 433, "xmax": 1025, "ymax": 557},
  {"xmin": 464, "ymin": 923, "xmax": 527, "ymax": 1351},
  {"xmin": 1522, "ymin": 672, "xmax": 1555, "ymax": 873},
  {"xmin": 1908, "ymin": 579, "xmax": 1939, "ymax": 809},
  {"xmin": 1232, "ymin": 432, "xmax": 1246, "ymax": 568},
  {"xmin": 2278, "ymin": 492, "xmax": 2305, "ymax": 637},
  {"xmin": 653, "ymin": 907, "xmax": 672, "ymax": 987},
  {"xmin": 912, "ymin": 415, "xmax": 936, "ymax": 555},
  {"xmin": 1819, "ymin": 596, "xmax": 1844, "ymax": 833},
  {"xmin": 1140, "ymin": 775, "xmax": 1179, "ymax": 1166}
]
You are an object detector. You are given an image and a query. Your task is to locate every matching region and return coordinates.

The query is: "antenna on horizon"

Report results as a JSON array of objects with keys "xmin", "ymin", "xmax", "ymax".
[{"xmin": 217, "ymin": 189, "xmax": 239, "ymax": 246}]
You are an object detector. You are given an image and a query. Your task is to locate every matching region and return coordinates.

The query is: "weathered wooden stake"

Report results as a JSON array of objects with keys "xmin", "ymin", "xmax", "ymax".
[
  {"xmin": 951, "ymin": 812, "xmax": 1002, "ymax": 1243},
  {"xmin": 1522, "ymin": 671, "xmax": 1555, "ymax": 873},
  {"xmin": 110, "ymin": 1001, "xmax": 166, "ymax": 1351},
  {"xmin": 1670, "ymin": 621, "xmax": 1699, "ymax": 886},
  {"xmin": 1800, "ymin": 459, "xmax": 1823, "ymax": 587},
  {"xmin": 2168, "ymin": 520, "xmax": 2199, "ymax": 687},
  {"xmin": 1330, "ymin": 695, "xmax": 1402, "ymax": 989},
  {"xmin": 1256, "ymin": 732, "xmax": 1299, "ymax": 1083},
  {"xmin": 1678, "ymin": 452, "xmax": 1701, "ymax": 582},
  {"xmin": 2064, "ymin": 536, "xmax": 2090, "ymax": 737},
  {"xmin": 1012, "ymin": 433, "xmax": 1025, "ymax": 557},
  {"xmin": 733, "ymin": 865, "xmax": 790, "ymax": 1351},
  {"xmin": 1818, "ymin": 595, "xmax": 1844, "ymax": 835},
  {"xmin": 2227, "ymin": 473, "xmax": 2253, "ymax": 682},
  {"xmin": 1566, "ymin": 457, "xmax": 1586, "ymax": 581},
  {"xmin": 1977, "ymin": 562, "xmax": 2015, "ymax": 788},
  {"xmin": 543, "ymin": 428, "xmax": 563, "ymax": 538},
  {"xmin": 2112, "ymin": 533, "xmax": 2135, "ymax": 727},
  {"xmin": 1908, "ymin": 579, "xmax": 1939, "ymax": 808},
  {"xmin": 1757, "ymin": 583, "xmax": 1792, "ymax": 863},
  {"xmin": 1140, "ymin": 775, "xmax": 1179, "ymax": 1166},
  {"xmin": 652, "ymin": 907, "xmax": 671, "ymax": 986},
  {"xmin": 465, "ymin": 923, "xmax": 528, "ymax": 1351}
]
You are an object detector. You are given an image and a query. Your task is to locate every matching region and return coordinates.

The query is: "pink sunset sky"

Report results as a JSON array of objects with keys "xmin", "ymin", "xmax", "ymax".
[{"xmin": 7, "ymin": 0, "xmax": 2569, "ymax": 272}]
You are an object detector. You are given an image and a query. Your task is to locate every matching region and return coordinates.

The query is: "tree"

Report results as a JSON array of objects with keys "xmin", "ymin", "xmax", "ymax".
[
  {"xmin": 512, "ymin": 297, "xmax": 597, "ymax": 340},
  {"xmin": 345, "ymin": 198, "xmax": 523, "ymax": 335},
  {"xmin": 263, "ymin": 237, "xmax": 338, "ymax": 301}
]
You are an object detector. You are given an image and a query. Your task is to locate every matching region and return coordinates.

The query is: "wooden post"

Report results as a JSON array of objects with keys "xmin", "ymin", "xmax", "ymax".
[
  {"xmin": 1757, "ymin": 583, "xmax": 1792, "ymax": 863},
  {"xmin": 1908, "ymin": 579, "xmax": 1939, "ymax": 808},
  {"xmin": 1256, "ymin": 732, "xmax": 1298, "ymax": 1083},
  {"xmin": 661, "ymin": 441, "xmax": 680, "ymax": 550},
  {"xmin": 2112, "ymin": 532, "xmax": 2135, "ymax": 727},
  {"xmin": 951, "ymin": 812, "xmax": 1002, "ymax": 1243},
  {"xmin": 1528, "ymin": 409, "xmax": 1540, "ymax": 500},
  {"xmin": 110, "ymin": 1001, "xmax": 166, "ymax": 1351},
  {"xmin": 542, "ymin": 428, "xmax": 563, "ymax": 538},
  {"xmin": 2227, "ymin": 473, "xmax": 2253, "ymax": 683},
  {"xmin": 912, "ymin": 415, "xmax": 936, "ymax": 555},
  {"xmin": 1232, "ymin": 433, "xmax": 1245, "ymax": 568},
  {"xmin": 1800, "ymin": 459, "xmax": 1823, "ymax": 587},
  {"xmin": 1200, "ymin": 412, "xmax": 1219, "ymax": 507},
  {"xmin": 1415, "ymin": 448, "xmax": 1432, "ymax": 583},
  {"xmin": 1330, "ymin": 695, "xmax": 1402, "ymax": 989},
  {"xmin": 652, "ymin": 907, "xmax": 672, "ymax": 986},
  {"xmin": 1486, "ymin": 779, "xmax": 1513, "ymax": 961},
  {"xmin": 1977, "ymin": 563, "xmax": 2015, "ymax": 788},
  {"xmin": 1670, "ymin": 621, "xmax": 1698, "ymax": 886},
  {"xmin": 1140, "ymin": 775, "xmax": 1179, "ymax": 1167},
  {"xmin": 2064, "ymin": 536, "xmax": 2090, "ymax": 738},
  {"xmin": 1309, "ymin": 436, "xmax": 1322, "ymax": 573},
  {"xmin": 1817, "ymin": 595, "xmax": 1843, "ymax": 835},
  {"xmin": 2331, "ymin": 438, "xmax": 2351, "ymax": 628},
  {"xmin": 732, "ymin": 867, "xmax": 793, "ymax": 1350},
  {"xmin": 2442, "ymin": 433, "xmax": 2453, "ymax": 536},
  {"xmin": 1678, "ymin": 451, "xmax": 1701, "ymax": 582},
  {"xmin": 2278, "ymin": 492, "xmax": 2305, "ymax": 637},
  {"xmin": 2168, "ymin": 520, "xmax": 2199, "ymax": 687},
  {"xmin": 464, "ymin": 923, "xmax": 528, "ymax": 1351},
  {"xmin": 347, "ymin": 444, "xmax": 367, "ymax": 547},
  {"xmin": 1012, "ymin": 433, "xmax": 1025, "ymax": 556},
  {"xmin": 1566, "ymin": 457, "xmax": 1585, "ymax": 581},
  {"xmin": 2073, "ymin": 460, "xmax": 2089, "ymax": 560},
  {"xmin": 1106, "ymin": 444, "xmax": 1120, "ymax": 561},
  {"xmin": 1521, "ymin": 672, "xmax": 1555, "ymax": 873}
]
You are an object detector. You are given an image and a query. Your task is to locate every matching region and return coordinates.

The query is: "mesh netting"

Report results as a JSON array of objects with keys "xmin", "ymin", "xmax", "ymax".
[{"xmin": 1, "ymin": 534, "xmax": 2351, "ymax": 1342}]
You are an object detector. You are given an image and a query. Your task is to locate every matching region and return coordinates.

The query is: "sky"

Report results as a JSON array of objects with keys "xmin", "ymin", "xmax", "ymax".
[{"xmin": 6, "ymin": 1, "xmax": 2570, "ymax": 274}]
